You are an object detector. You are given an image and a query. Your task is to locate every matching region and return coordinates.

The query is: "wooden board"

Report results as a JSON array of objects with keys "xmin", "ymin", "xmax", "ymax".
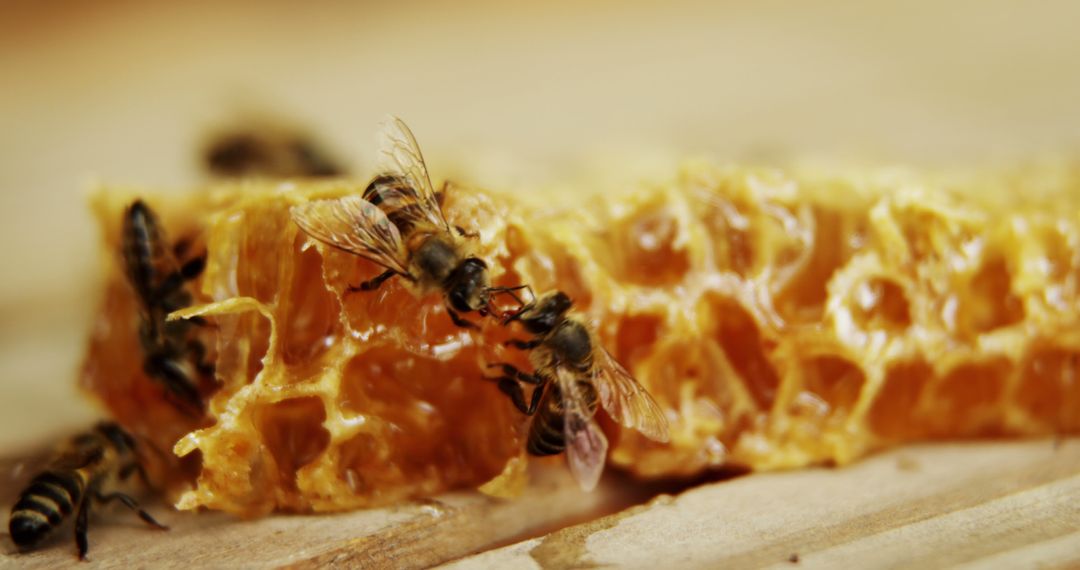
[
  {"xmin": 2, "ymin": 438, "xmax": 1077, "ymax": 569},
  {"xmin": 444, "ymin": 439, "xmax": 1080, "ymax": 570},
  {"xmin": 0, "ymin": 463, "xmax": 635, "ymax": 569}
]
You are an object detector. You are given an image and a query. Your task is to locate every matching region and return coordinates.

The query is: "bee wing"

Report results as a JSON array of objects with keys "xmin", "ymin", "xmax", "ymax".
[
  {"xmin": 592, "ymin": 343, "xmax": 671, "ymax": 443},
  {"xmin": 558, "ymin": 367, "xmax": 609, "ymax": 492},
  {"xmin": 374, "ymin": 116, "xmax": 451, "ymax": 233},
  {"xmin": 290, "ymin": 196, "xmax": 411, "ymax": 276}
]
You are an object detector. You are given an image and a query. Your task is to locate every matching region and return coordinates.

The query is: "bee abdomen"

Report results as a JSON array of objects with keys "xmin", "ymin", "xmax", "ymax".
[
  {"xmin": 527, "ymin": 392, "xmax": 567, "ymax": 457},
  {"xmin": 9, "ymin": 471, "xmax": 83, "ymax": 548},
  {"xmin": 527, "ymin": 420, "xmax": 566, "ymax": 456}
]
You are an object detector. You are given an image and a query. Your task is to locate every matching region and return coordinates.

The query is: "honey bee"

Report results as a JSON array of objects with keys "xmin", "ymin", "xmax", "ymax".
[
  {"xmin": 8, "ymin": 422, "xmax": 167, "ymax": 559},
  {"xmin": 490, "ymin": 291, "xmax": 670, "ymax": 490},
  {"xmin": 204, "ymin": 125, "xmax": 344, "ymax": 178},
  {"xmin": 290, "ymin": 117, "xmax": 526, "ymax": 329},
  {"xmin": 122, "ymin": 199, "xmax": 214, "ymax": 413}
]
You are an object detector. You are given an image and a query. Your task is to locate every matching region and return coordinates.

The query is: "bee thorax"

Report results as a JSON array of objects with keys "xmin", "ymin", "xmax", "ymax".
[
  {"xmin": 548, "ymin": 321, "xmax": 592, "ymax": 369},
  {"xmin": 413, "ymin": 236, "xmax": 458, "ymax": 283}
]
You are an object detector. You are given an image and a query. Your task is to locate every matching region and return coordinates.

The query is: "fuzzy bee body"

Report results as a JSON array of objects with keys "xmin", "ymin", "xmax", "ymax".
[
  {"xmin": 122, "ymin": 199, "xmax": 213, "ymax": 412},
  {"xmin": 9, "ymin": 422, "xmax": 166, "ymax": 559},
  {"xmin": 204, "ymin": 126, "xmax": 344, "ymax": 178},
  {"xmin": 492, "ymin": 291, "xmax": 670, "ymax": 490},
  {"xmin": 526, "ymin": 379, "xmax": 600, "ymax": 457},
  {"xmin": 290, "ymin": 117, "xmax": 529, "ymax": 330}
]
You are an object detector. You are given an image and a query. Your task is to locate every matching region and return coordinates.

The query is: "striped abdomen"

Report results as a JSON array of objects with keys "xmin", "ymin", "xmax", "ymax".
[
  {"xmin": 526, "ymin": 380, "xmax": 599, "ymax": 457},
  {"xmin": 9, "ymin": 470, "xmax": 85, "ymax": 549},
  {"xmin": 123, "ymin": 200, "xmax": 167, "ymax": 307},
  {"xmin": 362, "ymin": 174, "xmax": 430, "ymax": 236}
]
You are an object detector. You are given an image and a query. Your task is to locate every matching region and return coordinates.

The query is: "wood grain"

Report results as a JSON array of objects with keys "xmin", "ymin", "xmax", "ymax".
[
  {"xmin": 2, "ymin": 439, "xmax": 1075, "ymax": 568},
  {"xmin": 441, "ymin": 439, "xmax": 1080, "ymax": 570},
  {"xmin": 0, "ymin": 464, "xmax": 634, "ymax": 569}
]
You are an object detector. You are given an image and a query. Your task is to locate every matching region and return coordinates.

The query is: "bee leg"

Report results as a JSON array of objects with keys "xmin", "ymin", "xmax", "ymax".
[
  {"xmin": 447, "ymin": 308, "xmax": 480, "ymax": 330},
  {"xmin": 487, "ymin": 362, "xmax": 544, "ymax": 384},
  {"xmin": 93, "ymin": 492, "xmax": 169, "ymax": 530},
  {"xmin": 75, "ymin": 496, "xmax": 90, "ymax": 560},
  {"xmin": 187, "ymin": 339, "xmax": 217, "ymax": 378},
  {"xmin": 179, "ymin": 254, "xmax": 207, "ymax": 281},
  {"xmin": 347, "ymin": 269, "xmax": 397, "ymax": 293},
  {"xmin": 118, "ymin": 461, "xmax": 147, "ymax": 486},
  {"xmin": 504, "ymin": 339, "xmax": 542, "ymax": 350},
  {"xmin": 172, "ymin": 237, "xmax": 193, "ymax": 259},
  {"xmin": 144, "ymin": 355, "xmax": 204, "ymax": 412},
  {"xmin": 494, "ymin": 378, "xmax": 544, "ymax": 415},
  {"xmin": 119, "ymin": 460, "xmax": 156, "ymax": 491},
  {"xmin": 153, "ymin": 272, "xmax": 185, "ymax": 302},
  {"xmin": 488, "ymin": 285, "xmax": 534, "ymax": 319}
]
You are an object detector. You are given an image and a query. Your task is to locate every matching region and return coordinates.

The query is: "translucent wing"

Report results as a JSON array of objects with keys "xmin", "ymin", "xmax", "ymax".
[
  {"xmin": 374, "ymin": 116, "xmax": 450, "ymax": 232},
  {"xmin": 558, "ymin": 367, "xmax": 608, "ymax": 492},
  {"xmin": 593, "ymin": 342, "xmax": 671, "ymax": 443},
  {"xmin": 290, "ymin": 196, "xmax": 411, "ymax": 276}
]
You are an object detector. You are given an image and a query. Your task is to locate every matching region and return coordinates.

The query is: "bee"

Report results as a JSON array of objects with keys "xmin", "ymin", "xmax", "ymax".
[
  {"xmin": 290, "ymin": 117, "xmax": 526, "ymax": 329},
  {"xmin": 489, "ymin": 291, "xmax": 670, "ymax": 490},
  {"xmin": 122, "ymin": 199, "xmax": 214, "ymax": 413},
  {"xmin": 8, "ymin": 422, "xmax": 167, "ymax": 559},
  {"xmin": 204, "ymin": 125, "xmax": 344, "ymax": 178}
]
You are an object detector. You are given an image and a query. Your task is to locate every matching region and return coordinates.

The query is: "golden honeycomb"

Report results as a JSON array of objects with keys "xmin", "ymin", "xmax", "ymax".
[{"xmin": 81, "ymin": 160, "xmax": 1080, "ymax": 516}]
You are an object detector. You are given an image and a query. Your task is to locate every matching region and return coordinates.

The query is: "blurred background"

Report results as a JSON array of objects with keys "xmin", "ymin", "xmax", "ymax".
[{"xmin": 2, "ymin": 0, "xmax": 1080, "ymax": 449}]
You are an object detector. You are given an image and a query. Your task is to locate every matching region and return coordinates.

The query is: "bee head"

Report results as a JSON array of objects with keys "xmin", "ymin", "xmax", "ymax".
[
  {"xmin": 446, "ymin": 257, "xmax": 490, "ymax": 313},
  {"xmin": 511, "ymin": 291, "xmax": 572, "ymax": 335}
]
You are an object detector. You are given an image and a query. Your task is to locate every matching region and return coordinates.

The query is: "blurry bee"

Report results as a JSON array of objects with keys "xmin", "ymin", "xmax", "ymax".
[
  {"xmin": 489, "ymin": 291, "xmax": 670, "ymax": 490},
  {"xmin": 9, "ymin": 422, "xmax": 167, "ymax": 559},
  {"xmin": 122, "ymin": 199, "xmax": 214, "ymax": 413},
  {"xmin": 204, "ymin": 125, "xmax": 344, "ymax": 178},
  {"xmin": 290, "ymin": 117, "xmax": 527, "ymax": 329}
]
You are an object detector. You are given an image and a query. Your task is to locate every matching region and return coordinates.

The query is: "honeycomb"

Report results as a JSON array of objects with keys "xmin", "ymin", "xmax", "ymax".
[{"xmin": 80, "ymin": 160, "xmax": 1080, "ymax": 516}]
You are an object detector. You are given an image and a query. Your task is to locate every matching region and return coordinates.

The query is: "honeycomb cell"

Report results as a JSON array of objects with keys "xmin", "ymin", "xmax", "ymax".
[
  {"xmin": 957, "ymin": 256, "xmax": 1024, "ymax": 337},
  {"xmin": 279, "ymin": 242, "xmax": 341, "ymax": 366},
  {"xmin": 231, "ymin": 204, "xmax": 297, "ymax": 304},
  {"xmin": 1016, "ymin": 347, "xmax": 1080, "ymax": 431},
  {"xmin": 705, "ymin": 295, "xmax": 780, "ymax": 410},
  {"xmin": 215, "ymin": 309, "xmax": 272, "ymax": 389},
  {"xmin": 337, "ymin": 433, "xmax": 381, "ymax": 495},
  {"xmin": 868, "ymin": 359, "xmax": 934, "ymax": 440},
  {"xmin": 614, "ymin": 313, "xmax": 663, "ymax": 369},
  {"xmin": 698, "ymin": 192, "xmax": 756, "ymax": 277},
  {"xmin": 929, "ymin": 358, "xmax": 1010, "ymax": 435},
  {"xmin": 338, "ymin": 347, "xmax": 519, "ymax": 490},
  {"xmin": 254, "ymin": 397, "xmax": 331, "ymax": 492},
  {"xmin": 800, "ymin": 355, "xmax": 866, "ymax": 415},
  {"xmin": 852, "ymin": 278, "xmax": 912, "ymax": 332},
  {"xmin": 775, "ymin": 208, "xmax": 859, "ymax": 323},
  {"xmin": 610, "ymin": 201, "xmax": 691, "ymax": 287}
]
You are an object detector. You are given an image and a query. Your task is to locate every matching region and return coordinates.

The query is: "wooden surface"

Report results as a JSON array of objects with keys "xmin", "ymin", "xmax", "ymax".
[
  {"xmin": 445, "ymin": 439, "xmax": 1080, "ymax": 570},
  {"xmin": 0, "ymin": 462, "xmax": 637, "ymax": 569},
  {"xmin": 1, "ymin": 439, "xmax": 1076, "ymax": 569},
  {"xmin": 4, "ymin": 2, "xmax": 1080, "ymax": 569}
]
